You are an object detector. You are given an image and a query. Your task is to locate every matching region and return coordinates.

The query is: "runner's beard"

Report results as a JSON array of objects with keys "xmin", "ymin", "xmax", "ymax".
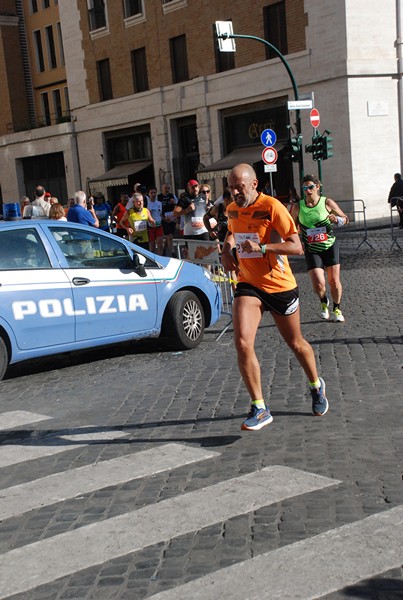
[{"xmin": 233, "ymin": 195, "xmax": 249, "ymax": 208}]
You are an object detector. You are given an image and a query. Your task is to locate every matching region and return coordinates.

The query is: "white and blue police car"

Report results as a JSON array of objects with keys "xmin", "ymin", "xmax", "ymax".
[{"xmin": 0, "ymin": 220, "xmax": 222, "ymax": 380}]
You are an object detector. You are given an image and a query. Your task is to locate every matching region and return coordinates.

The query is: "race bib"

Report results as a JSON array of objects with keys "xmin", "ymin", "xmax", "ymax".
[
  {"xmin": 191, "ymin": 217, "xmax": 204, "ymax": 230},
  {"xmin": 134, "ymin": 220, "xmax": 147, "ymax": 231},
  {"xmin": 164, "ymin": 211, "xmax": 174, "ymax": 220},
  {"xmin": 307, "ymin": 226, "xmax": 328, "ymax": 243},
  {"xmin": 234, "ymin": 232, "xmax": 261, "ymax": 258}
]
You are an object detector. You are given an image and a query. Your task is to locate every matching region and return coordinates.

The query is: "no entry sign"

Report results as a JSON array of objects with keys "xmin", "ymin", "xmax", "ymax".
[{"xmin": 310, "ymin": 108, "xmax": 320, "ymax": 128}]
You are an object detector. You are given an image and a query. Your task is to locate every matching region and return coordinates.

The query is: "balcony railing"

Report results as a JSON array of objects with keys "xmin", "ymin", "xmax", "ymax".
[{"xmin": 6, "ymin": 111, "xmax": 72, "ymax": 134}]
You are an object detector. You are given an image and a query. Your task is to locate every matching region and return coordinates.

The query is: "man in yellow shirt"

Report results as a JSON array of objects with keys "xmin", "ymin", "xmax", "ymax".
[
  {"xmin": 221, "ymin": 164, "xmax": 328, "ymax": 431},
  {"xmin": 119, "ymin": 193, "xmax": 155, "ymax": 250}
]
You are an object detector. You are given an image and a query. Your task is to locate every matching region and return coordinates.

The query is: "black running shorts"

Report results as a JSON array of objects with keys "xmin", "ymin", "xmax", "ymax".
[
  {"xmin": 304, "ymin": 240, "xmax": 340, "ymax": 271},
  {"xmin": 234, "ymin": 283, "xmax": 300, "ymax": 315}
]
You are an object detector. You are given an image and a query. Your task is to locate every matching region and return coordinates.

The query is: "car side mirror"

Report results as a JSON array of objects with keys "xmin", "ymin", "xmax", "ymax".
[{"xmin": 132, "ymin": 252, "xmax": 147, "ymax": 277}]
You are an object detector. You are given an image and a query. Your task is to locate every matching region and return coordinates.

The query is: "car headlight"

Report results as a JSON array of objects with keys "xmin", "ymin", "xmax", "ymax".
[{"xmin": 203, "ymin": 268, "xmax": 213, "ymax": 280}]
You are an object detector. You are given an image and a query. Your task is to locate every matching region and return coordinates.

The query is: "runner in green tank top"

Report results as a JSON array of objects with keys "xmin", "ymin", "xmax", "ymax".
[{"xmin": 291, "ymin": 175, "xmax": 349, "ymax": 322}]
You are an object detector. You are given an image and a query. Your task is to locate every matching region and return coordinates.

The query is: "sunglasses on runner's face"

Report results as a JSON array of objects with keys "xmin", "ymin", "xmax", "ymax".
[
  {"xmin": 201, "ymin": 190, "xmax": 210, "ymax": 193},
  {"xmin": 302, "ymin": 184, "xmax": 316, "ymax": 191}
]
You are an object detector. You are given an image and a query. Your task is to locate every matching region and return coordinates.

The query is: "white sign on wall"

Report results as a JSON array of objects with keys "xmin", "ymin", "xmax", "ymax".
[{"xmin": 367, "ymin": 101, "xmax": 389, "ymax": 117}]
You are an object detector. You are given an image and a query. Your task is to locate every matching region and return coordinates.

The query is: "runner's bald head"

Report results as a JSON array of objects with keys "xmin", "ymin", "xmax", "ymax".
[
  {"xmin": 229, "ymin": 163, "xmax": 257, "ymax": 183},
  {"xmin": 228, "ymin": 163, "xmax": 259, "ymax": 208}
]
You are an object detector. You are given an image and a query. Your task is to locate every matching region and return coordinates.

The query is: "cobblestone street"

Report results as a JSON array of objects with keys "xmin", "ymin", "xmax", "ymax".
[{"xmin": 0, "ymin": 228, "xmax": 402, "ymax": 600}]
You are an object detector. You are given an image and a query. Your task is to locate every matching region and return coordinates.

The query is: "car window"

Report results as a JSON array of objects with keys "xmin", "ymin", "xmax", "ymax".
[
  {"xmin": 0, "ymin": 228, "xmax": 51, "ymax": 270},
  {"xmin": 49, "ymin": 226, "xmax": 135, "ymax": 269}
]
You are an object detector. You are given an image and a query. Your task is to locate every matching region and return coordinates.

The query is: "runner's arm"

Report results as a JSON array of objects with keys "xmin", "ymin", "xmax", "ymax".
[
  {"xmin": 241, "ymin": 233, "xmax": 303, "ymax": 256},
  {"xmin": 326, "ymin": 197, "xmax": 349, "ymax": 224},
  {"xmin": 147, "ymin": 209, "xmax": 156, "ymax": 227},
  {"xmin": 119, "ymin": 211, "xmax": 133, "ymax": 235},
  {"xmin": 220, "ymin": 232, "xmax": 238, "ymax": 272},
  {"xmin": 290, "ymin": 202, "xmax": 300, "ymax": 226}
]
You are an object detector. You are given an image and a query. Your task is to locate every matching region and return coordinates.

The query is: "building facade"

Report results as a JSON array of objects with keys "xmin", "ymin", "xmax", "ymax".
[{"xmin": 0, "ymin": 0, "xmax": 401, "ymax": 218}]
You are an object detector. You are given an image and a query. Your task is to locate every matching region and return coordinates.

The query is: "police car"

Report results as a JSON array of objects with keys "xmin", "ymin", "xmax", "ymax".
[{"xmin": 0, "ymin": 220, "xmax": 222, "ymax": 380}]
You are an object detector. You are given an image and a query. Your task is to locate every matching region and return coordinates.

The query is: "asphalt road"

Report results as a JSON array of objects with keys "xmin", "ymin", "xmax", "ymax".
[{"xmin": 0, "ymin": 233, "xmax": 402, "ymax": 600}]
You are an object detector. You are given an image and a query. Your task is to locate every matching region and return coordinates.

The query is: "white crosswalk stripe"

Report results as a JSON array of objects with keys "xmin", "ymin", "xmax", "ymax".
[
  {"xmin": 0, "ymin": 443, "xmax": 219, "ymax": 520},
  {"xmin": 0, "ymin": 410, "xmax": 401, "ymax": 600},
  {"xmin": 0, "ymin": 410, "xmax": 51, "ymax": 430},
  {"xmin": 0, "ymin": 466, "xmax": 338, "ymax": 599},
  {"xmin": 0, "ymin": 429, "xmax": 129, "ymax": 468},
  {"xmin": 148, "ymin": 506, "xmax": 403, "ymax": 600}
]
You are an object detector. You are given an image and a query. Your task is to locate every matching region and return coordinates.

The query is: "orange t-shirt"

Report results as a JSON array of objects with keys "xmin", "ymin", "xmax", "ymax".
[{"xmin": 227, "ymin": 193, "xmax": 298, "ymax": 294}]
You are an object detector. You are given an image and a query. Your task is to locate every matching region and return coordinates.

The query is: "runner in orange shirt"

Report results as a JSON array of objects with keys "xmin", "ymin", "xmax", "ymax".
[{"xmin": 221, "ymin": 164, "xmax": 329, "ymax": 431}]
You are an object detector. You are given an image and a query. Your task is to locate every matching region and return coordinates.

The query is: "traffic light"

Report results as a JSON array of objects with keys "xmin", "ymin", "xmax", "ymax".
[
  {"xmin": 285, "ymin": 135, "xmax": 302, "ymax": 162},
  {"xmin": 323, "ymin": 135, "xmax": 333, "ymax": 159},
  {"xmin": 311, "ymin": 133, "xmax": 334, "ymax": 161},
  {"xmin": 312, "ymin": 135, "xmax": 323, "ymax": 161}
]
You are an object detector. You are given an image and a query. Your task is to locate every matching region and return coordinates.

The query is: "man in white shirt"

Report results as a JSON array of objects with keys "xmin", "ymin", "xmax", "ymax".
[{"xmin": 23, "ymin": 185, "xmax": 51, "ymax": 219}]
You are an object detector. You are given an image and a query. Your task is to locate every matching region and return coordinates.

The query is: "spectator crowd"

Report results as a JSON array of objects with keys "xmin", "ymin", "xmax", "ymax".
[{"xmin": 14, "ymin": 178, "xmax": 232, "ymax": 258}]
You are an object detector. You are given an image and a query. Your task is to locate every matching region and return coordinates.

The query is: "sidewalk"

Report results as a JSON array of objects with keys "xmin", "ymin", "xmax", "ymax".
[{"xmin": 365, "ymin": 216, "xmax": 392, "ymax": 230}]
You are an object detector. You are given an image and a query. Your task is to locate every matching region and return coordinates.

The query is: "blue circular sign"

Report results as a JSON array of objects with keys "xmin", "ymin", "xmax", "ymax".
[{"xmin": 261, "ymin": 129, "xmax": 277, "ymax": 147}]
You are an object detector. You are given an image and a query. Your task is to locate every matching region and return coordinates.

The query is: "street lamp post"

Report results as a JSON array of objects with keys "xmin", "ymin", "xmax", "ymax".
[{"xmin": 216, "ymin": 26, "xmax": 304, "ymax": 185}]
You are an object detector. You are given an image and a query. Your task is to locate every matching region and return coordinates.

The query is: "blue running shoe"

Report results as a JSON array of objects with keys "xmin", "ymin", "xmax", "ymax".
[
  {"xmin": 241, "ymin": 406, "xmax": 273, "ymax": 431},
  {"xmin": 310, "ymin": 377, "xmax": 329, "ymax": 416}
]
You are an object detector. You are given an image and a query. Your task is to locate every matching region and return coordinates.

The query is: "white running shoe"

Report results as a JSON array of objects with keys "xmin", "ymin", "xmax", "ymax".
[
  {"xmin": 320, "ymin": 300, "xmax": 329, "ymax": 320},
  {"xmin": 332, "ymin": 308, "xmax": 345, "ymax": 322}
]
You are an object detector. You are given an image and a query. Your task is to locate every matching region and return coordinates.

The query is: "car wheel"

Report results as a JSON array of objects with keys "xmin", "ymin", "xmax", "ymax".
[
  {"xmin": 0, "ymin": 337, "xmax": 9, "ymax": 382},
  {"xmin": 162, "ymin": 291, "xmax": 205, "ymax": 350}
]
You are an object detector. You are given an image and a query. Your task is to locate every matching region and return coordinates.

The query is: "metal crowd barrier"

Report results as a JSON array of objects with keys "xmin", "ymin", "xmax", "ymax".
[
  {"xmin": 389, "ymin": 198, "xmax": 403, "ymax": 250},
  {"xmin": 327, "ymin": 199, "xmax": 374, "ymax": 250},
  {"xmin": 172, "ymin": 238, "xmax": 234, "ymax": 340}
]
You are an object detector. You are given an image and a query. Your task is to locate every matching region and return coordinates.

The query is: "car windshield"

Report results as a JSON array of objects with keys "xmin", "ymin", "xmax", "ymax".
[{"xmin": 49, "ymin": 226, "xmax": 135, "ymax": 269}]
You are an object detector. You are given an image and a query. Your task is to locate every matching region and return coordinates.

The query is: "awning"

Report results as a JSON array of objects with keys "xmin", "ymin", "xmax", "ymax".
[
  {"xmin": 197, "ymin": 146, "xmax": 263, "ymax": 179},
  {"xmin": 88, "ymin": 161, "xmax": 152, "ymax": 189}
]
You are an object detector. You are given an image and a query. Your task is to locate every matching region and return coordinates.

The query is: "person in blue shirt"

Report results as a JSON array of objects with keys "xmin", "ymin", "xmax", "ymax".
[
  {"xmin": 93, "ymin": 193, "xmax": 112, "ymax": 231},
  {"xmin": 67, "ymin": 191, "xmax": 99, "ymax": 227}
]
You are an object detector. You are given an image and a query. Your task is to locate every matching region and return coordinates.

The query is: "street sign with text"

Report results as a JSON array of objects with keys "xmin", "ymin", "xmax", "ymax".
[{"xmin": 287, "ymin": 100, "xmax": 313, "ymax": 110}]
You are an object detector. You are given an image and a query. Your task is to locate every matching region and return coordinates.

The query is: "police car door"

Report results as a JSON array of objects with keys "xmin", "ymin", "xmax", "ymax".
[
  {"xmin": 0, "ymin": 226, "xmax": 75, "ymax": 350},
  {"xmin": 47, "ymin": 225, "xmax": 157, "ymax": 342}
]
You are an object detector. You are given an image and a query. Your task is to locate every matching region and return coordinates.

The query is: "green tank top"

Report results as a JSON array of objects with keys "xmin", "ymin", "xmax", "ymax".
[{"xmin": 298, "ymin": 195, "xmax": 335, "ymax": 253}]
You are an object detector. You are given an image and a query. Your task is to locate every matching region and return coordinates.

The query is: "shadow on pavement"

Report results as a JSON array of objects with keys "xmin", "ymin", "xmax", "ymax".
[
  {"xmin": 0, "ymin": 418, "xmax": 245, "ymax": 448},
  {"xmin": 309, "ymin": 335, "xmax": 402, "ymax": 345},
  {"xmin": 332, "ymin": 576, "xmax": 403, "ymax": 599},
  {"xmin": 4, "ymin": 338, "xmax": 186, "ymax": 381}
]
